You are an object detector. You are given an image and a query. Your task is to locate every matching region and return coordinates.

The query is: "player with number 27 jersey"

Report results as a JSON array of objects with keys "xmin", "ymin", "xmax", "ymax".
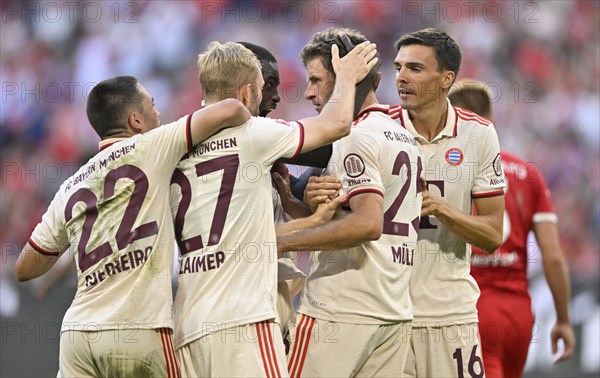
[{"xmin": 170, "ymin": 116, "xmax": 304, "ymax": 350}]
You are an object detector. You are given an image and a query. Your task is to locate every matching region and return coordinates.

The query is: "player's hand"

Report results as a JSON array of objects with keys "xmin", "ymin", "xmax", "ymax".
[
  {"xmin": 420, "ymin": 178, "xmax": 443, "ymax": 217},
  {"xmin": 304, "ymin": 176, "xmax": 341, "ymax": 213},
  {"xmin": 331, "ymin": 34, "xmax": 378, "ymax": 84},
  {"xmin": 551, "ymin": 322, "xmax": 576, "ymax": 363},
  {"xmin": 272, "ymin": 162, "xmax": 292, "ymax": 200},
  {"xmin": 311, "ymin": 193, "xmax": 348, "ymax": 226}
]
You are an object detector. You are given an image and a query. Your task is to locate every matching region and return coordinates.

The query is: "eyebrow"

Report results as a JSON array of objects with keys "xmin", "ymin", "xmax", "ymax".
[{"xmin": 394, "ymin": 61, "xmax": 426, "ymax": 69}]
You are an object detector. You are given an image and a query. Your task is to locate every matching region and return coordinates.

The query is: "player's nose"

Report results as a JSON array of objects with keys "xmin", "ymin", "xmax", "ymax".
[{"xmin": 304, "ymin": 86, "xmax": 315, "ymax": 100}]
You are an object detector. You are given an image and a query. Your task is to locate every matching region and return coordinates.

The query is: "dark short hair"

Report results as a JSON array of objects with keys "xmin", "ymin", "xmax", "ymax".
[
  {"xmin": 86, "ymin": 76, "xmax": 143, "ymax": 138},
  {"xmin": 394, "ymin": 28, "xmax": 462, "ymax": 78},
  {"xmin": 300, "ymin": 27, "xmax": 368, "ymax": 76},
  {"xmin": 448, "ymin": 80, "xmax": 492, "ymax": 119},
  {"xmin": 237, "ymin": 42, "xmax": 277, "ymax": 65}
]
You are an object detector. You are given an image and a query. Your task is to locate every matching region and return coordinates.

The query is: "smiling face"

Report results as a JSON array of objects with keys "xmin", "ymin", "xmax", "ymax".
[
  {"xmin": 394, "ymin": 44, "xmax": 454, "ymax": 112},
  {"xmin": 259, "ymin": 61, "xmax": 281, "ymax": 117},
  {"xmin": 304, "ymin": 57, "xmax": 335, "ymax": 114}
]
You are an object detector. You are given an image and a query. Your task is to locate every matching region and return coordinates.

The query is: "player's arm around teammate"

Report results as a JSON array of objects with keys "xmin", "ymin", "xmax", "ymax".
[
  {"xmin": 294, "ymin": 40, "xmax": 379, "ymax": 153},
  {"xmin": 15, "ymin": 99, "xmax": 251, "ymax": 282}
]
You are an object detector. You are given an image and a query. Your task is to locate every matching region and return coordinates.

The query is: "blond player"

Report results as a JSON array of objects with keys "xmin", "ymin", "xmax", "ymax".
[
  {"xmin": 390, "ymin": 29, "xmax": 506, "ymax": 377},
  {"xmin": 277, "ymin": 28, "xmax": 423, "ymax": 378},
  {"xmin": 170, "ymin": 40, "xmax": 378, "ymax": 377},
  {"xmin": 14, "ymin": 76, "xmax": 251, "ymax": 377}
]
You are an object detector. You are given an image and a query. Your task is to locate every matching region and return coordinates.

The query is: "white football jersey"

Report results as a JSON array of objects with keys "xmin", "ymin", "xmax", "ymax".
[
  {"xmin": 29, "ymin": 115, "xmax": 192, "ymax": 332},
  {"xmin": 171, "ymin": 116, "xmax": 304, "ymax": 349},
  {"xmin": 390, "ymin": 99, "xmax": 506, "ymax": 325},
  {"xmin": 298, "ymin": 105, "xmax": 423, "ymax": 323}
]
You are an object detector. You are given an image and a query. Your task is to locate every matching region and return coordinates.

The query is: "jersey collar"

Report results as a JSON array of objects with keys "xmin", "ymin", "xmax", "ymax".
[
  {"xmin": 99, "ymin": 137, "xmax": 127, "ymax": 151},
  {"xmin": 353, "ymin": 104, "xmax": 389, "ymax": 125},
  {"xmin": 397, "ymin": 98, "xmax": 458, "ymax": 144}
]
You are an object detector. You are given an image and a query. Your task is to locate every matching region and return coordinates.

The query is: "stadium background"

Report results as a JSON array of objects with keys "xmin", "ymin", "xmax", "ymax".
[{"xmin": 0, "ymin": 1, "xmax": 598, "ymax": 376}]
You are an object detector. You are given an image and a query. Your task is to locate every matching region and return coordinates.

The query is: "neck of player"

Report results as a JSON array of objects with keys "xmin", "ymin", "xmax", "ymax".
[
  {"xmin": 408, "ymin": 95, "xmax": 449, "ymax": 142},
  {"xmin": 357, "ymin": 92, "xmax": 379, "ymax": 116}
]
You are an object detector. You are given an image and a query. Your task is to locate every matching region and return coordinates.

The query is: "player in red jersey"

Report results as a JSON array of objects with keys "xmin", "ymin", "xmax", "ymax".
[{"xmin": 449, "ymin": 80, "xmax": 576, "ymax": 378}]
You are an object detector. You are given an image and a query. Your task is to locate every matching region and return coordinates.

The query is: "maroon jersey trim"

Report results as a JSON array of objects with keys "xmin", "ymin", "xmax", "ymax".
[
  {"xmin": 185, "ymin": 112, "xmax": 194, "ymax": 153},
  {"xmin": 471, "ymin": 189, "xmax": 504, "ymax": 198},
  {"xmin": 291, "ymin": 121, "xmax": 305, "ymax": 158},
  {"xmin": 28, "ymin": 238, "xmax": 59, "ymax": 256}
]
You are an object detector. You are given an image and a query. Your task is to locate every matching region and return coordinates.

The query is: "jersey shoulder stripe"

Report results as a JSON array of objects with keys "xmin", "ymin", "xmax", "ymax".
[{"xmin": 455, "ymin": 107, "xmax": 492, "ymax": 126}]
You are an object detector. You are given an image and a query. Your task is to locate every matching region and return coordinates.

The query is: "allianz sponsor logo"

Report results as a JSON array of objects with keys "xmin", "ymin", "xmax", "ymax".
[
  {"xmin": 489, "ymin": 177, "xmax": 504, "ymax": 186},
  {"xmin": 471, "ymin": 251, "xmax": 518, "ymax": 267}
]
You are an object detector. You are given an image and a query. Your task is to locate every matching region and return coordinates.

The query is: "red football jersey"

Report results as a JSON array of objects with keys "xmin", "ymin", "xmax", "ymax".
[{"xmin": 471, "ymin": 151, "xmax": 557, "ymax": 295}]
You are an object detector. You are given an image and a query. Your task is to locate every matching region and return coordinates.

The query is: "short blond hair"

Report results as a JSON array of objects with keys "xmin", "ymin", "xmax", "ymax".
[
  {"xmin": 197, "ymin": 41, "xmax": 262, "ymax": 102},
  {"xmin": 448, "ymin": 79, "xmax": 492, "ymax": 119}
]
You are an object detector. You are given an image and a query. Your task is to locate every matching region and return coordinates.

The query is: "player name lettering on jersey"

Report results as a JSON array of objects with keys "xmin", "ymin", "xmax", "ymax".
[
  {"xmin": 65, "ymin": 144, "xmax": 137, "ymax": 191},
  {"xmin": 185, "ymin": 137, "xmax": 238, "ymax": 159},
  {"xmin": 383, "ymin": 131, "xmax": 418, "ymax": 145},
  {"xmin": 471, "ymin": 251, "xmax": 518, "ymax": 267},
  {"xmin": 179, "ymin": 251, "xmax": 226, "ymax": 275},
  {"xmin": 391, "ymin": 244, "xmax": 414, "ymax": 266},
  {"xmin": 347, "ymin": 178, "xmax": 372, "ymax": 186},
  {"xmin": 490, "ymin": 178, "xmax": 505, "ymax": 186},
  {"xmin": 85, "ymin": 245, "xmax": 152, "ymax": 287}
]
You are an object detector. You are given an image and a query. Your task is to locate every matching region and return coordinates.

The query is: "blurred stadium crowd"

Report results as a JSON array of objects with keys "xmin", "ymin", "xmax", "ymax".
[{"xmin": 1, "ymin": 1, "xmax": 598, "ymax": 376}]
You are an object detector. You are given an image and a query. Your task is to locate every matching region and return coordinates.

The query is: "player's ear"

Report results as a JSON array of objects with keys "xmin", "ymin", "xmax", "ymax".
[
  {"xmin": 441, "ymin": 70, "xmax": 455, "ymax": 91},
  {"xmin": 374, "ymin": 72, "xmax": 383, "ymax": 91},
  {"xmin": 240, "ymin": 83, "xmax": 252, "ymax": 107},
  {"xmin": 127, "ymin": 111, "xmax": 143, "ymax": 134}
]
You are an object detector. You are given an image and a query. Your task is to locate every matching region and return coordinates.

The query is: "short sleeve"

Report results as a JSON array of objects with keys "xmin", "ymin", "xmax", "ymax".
[
  {"xmin": 529, "ymin": 165, "xmax": 557, "ymax": 223},
  {"xmin": 247, "ymin": 117, "xmax": 304, "ymax": 165},
  {"xmin": 329, "ymin": 129, "xmax": 384, "ymax": 201},
  {"xmin": 29, "ymin": 192, "xmax": 69, "ymax": 256},
  {"xmin": 472, "ymin": 124, "xmax": 506, "ymax": 198},
  {"xmin": 142, "ymin": 114, "xmax": 191, "ymax": 171}
]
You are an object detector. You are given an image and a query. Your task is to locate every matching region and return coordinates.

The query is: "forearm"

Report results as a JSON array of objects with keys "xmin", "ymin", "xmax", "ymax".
[
  {"xmin": 434, "ymin": 202, "xmax": 502, "ymax": 252},
  {"xmin": 15, "ymin": 245, "xmax": 60, "ymax": 282},
  {"xmin": 543, "ymin": 254, "xmax": 572, "ymax": 323},
  {"xmin": 318, "ymin": 73, "xmax": 356, "ymax": 140},
  {"xmin": 278, "ymin": 212, "xmax": 375, "ymax": 252},
  {"xmin": 275, "ymin": 214, "xmax": 323, "ymax": 236},
  {"xmin": 280, "ymin": 195, "xmax": 313, "ymax": 219}
]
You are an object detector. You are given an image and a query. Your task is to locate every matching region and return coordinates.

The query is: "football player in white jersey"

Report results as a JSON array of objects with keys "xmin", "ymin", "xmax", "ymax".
[
  {"xmin": 14, "ymin": 75, "xmax": 251, "ymax": 377},
  {"xmin": 239, "ymin": 41, "xmax": 329, "ymax": 354},
  {"xmin": 170, "ymin": 41, "xmax": 378, "ymax": 377},
  {"xmin": 276, "ymin": 27, "xmax": 423, "ymax": 378},
  {"xmin": 391, "ymin": 28, "xmax": 506, "ymax": 377}
]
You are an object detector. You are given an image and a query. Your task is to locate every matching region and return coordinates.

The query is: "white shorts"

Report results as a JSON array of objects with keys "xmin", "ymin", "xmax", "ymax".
[
  {"xmin": 288, "ymin": 314, "xmax": 412, "ymax": 377},
  {"xmin": 403, "ymin": 323, "xmax": 485, "ymax": 378},
  {"xmin": 58, "ymin": 327, "xmax": 179, "ymax": 377},
  {"xmin": 176, "ymin": 320, "xmax": 288, "ymax": 377}
]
